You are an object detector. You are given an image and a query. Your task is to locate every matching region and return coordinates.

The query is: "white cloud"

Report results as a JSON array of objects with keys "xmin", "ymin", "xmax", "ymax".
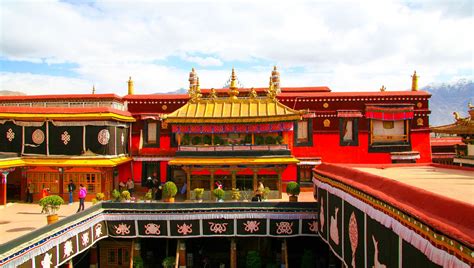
[{"xmin": 0, "ymin": 0, "xmax": 472, "ymax": 94}]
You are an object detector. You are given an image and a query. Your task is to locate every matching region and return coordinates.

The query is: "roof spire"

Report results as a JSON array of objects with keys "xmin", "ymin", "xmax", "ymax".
[
  {"xmin": 267, "ymin": 76, "xmax": 277, "ymax": 100},
  {"xmin": 228, "ymin": 67, "xmax": 239, "ymax": 99},
  {"xmin": 128, "ymin": 77, "xmax": 134, "ymax": 95},
  {"xmin": 271, "ymin": 65, "xmax": 281, "ymax": 94},
  {"xmin": 411, "ymin": 70, "xmax": 419, "ymax": 91},
  {"xmin": 380, "ymin": 85, "xmax": 386, "ymax": 92},
  {"xmin": 188, "ymin": 68, "xmax": 201, "ymax": 102},
  {"xmin": 92, "ymin": 85, "xmax": 96, "ymax": 94}
]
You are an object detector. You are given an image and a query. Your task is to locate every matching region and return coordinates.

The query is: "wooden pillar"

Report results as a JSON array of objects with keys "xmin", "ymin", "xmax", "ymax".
[
  {"xmin": 89, "ymin": 244, "xmax": 98, "ymax": 268},
  {"xmin": 230, "ymin": 238, "xmax": 237, "ymax": 268},
  {"xmin": 177, "ymin": 133, "xmax": 182, "ymax": 146},
  {"xmin": 281, "ymin": 239, "xmax": 288, "ymax": 268},
  {"xmin": 210, "ymin": 169, "xmax": 215, "ymax": 200},
  {"xmin": 277, "ymin": 167, "xmax": 283, "ymax": 199},
  {"xmin": 231, "ymin": 169, "xmax": 237, "ymax": 190},
  {"xmin": 252, "ymin": 168, "xmax": 258, "ymax": 192},
  {"xmin": 251, "ymin": 133, "xmax": 255, "ymax": 145},
  {"xmin": 131, "ymin": 239, "xmax": 141, "ymax": 268},
  {"xmin": 178, "ymin": 240, "xmax": 186, "ymax": 268},
  {"xmin": 186, "ymin": 168, "xmax": 191, "ymax": 200}
]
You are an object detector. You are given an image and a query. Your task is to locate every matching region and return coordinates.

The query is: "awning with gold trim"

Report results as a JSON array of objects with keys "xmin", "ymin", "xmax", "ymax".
[
  {"xmin": 168, "ymin": 156, "xmax": 299, "ymax": 166},
  {"xmin": 0, "ymin": 156, "xmax": 132, "ymax": 169}
]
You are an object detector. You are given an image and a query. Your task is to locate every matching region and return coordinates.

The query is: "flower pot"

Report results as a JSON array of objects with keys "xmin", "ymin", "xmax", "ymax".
[
  {"xmin": 289, "ymin": 195, "xmax": 298, "ymax": 202},
  {"xmin": 195, "ymin": 199, "xmax": 203, "ymax": 203},
  {"xmin": 47, "ymin": 214, "xmax": 59, "ymax": 225},
  {"xmin": 217, "ymin": 199, "xmax": 224, "ymax": 202},
  {"xmin": 164, "ymin": 197, "xmax": 175, "ymax": 203}
]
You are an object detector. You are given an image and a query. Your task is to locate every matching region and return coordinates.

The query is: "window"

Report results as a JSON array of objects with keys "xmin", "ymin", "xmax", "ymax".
[
  {"xmin": 294, "ymin": 119, "xmax": 313, "ymax": 146},
  {"xmin": 63, "ymin": 173, "xmax": 101, "ymax": 194},
  {"xmin": 339, "ymin": 118, "xmax": 359, "ymax": 146},
  {"xmin": 370, "ymin": 120, "xmax": 408, "ymax": 144},
  {"xmin": 106, "ymin": 248, "xmax": 130, "ymax": 266},
  {"xmin": 28, "ymin": 172, "xmax": 59, "ymax": 194},
  {"xmin": 141, "ymin": 162, "xmax": 159, "ymax": 186},
  {"xmin": 144, "ymin": 120, "xmax": 160, "ymax": 147},
  {"xmin": 298, "ymin": 166, "xmax": 313, "ymax": 183}
]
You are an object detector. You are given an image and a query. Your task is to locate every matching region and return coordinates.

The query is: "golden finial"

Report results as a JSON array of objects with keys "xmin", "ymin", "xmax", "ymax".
[
  {"xmin": 228, "ymin": 68, "xmax": 239, "ymax": 99},
  {"xmin": 453, "ymin": 112, "xmax": 461, "ymax": 121},
  {"xmin": 209, "ymin": 88, "xmax": 217, "ymax": 100},
  {"xmin": 248, "ymin": 87, "xmax": 257, "ymax": 99},
  {"xmin": 380, "ymin": 85, "xmax": 386, "ymax": 92},
  {"xmin": 92, "ymin": 85, "xmax": 96, "ymax": 94},
  {"xmin": 127, "ymin": 76, "xmax": 134, "ymax": 95},
  {"xmin": 271, "ymin": 65, "xmax": 281, "ymax": 94},
  {"xmin": 267, "ymin": 76, "xmax": 276, "ymax": 100},
  {"xmin": 411, "ymin": 70, "xmax": 419, "ymax": 91}
]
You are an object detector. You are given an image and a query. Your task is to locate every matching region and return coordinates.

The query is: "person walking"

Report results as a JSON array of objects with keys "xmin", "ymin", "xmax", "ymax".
[
  {"xmin": 77, "ymin": 184, "xmax": 87, "ymax": 212},
  {"xmin": 40, "ymin": 185, "xmax": 50, "ymax": 213},
  {"xmin": 25, "ymin": 183, "xmax": 33, "ymax": 203},
  {"xmin": 67, "ymin": 180, "xmax": 76, "ymax": 205},
  {"xmin": 126, "ymin": 178, "xmax": 135, "ymax": 196}
]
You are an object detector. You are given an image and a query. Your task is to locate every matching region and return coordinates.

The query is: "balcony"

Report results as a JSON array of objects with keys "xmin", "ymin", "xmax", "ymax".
[{"xmin": 176, "ymin": 144, "xmax": 291, "ymax": 157}]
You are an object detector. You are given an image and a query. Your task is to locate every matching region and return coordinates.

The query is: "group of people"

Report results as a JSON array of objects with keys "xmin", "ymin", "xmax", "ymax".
[
  {"xmin": 27, "ymin": 180, "xmax": 87, "ymax": 213},
  {"xmin": 145, "ymin": 176, "xmax": 164, "ymax": 200}
]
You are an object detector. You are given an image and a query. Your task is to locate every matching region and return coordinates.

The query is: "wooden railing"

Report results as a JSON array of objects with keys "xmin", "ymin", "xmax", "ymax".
[{"xmin": 178, "ymin": 144, "xmax": 289, "ymax": 152}]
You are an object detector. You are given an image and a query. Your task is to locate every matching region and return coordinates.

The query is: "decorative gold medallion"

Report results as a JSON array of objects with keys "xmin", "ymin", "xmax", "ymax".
[
  {"xmin": 323, "ymin": 119, "xmax": 330, "ymax": 127},
  {"xmin": 416, "ymin": 118, "xmax": 424, "ymax": 126},
  {"xmin": 162, "ymin": 105, "xmax": 168, "ymax": 111},
  {"xmin": 417, "ymin": 102, "xmax": 422, "ymax": 108},
  {"xmin": 323, "ymin": 103, "xmax": 329, "ymax": 108}
]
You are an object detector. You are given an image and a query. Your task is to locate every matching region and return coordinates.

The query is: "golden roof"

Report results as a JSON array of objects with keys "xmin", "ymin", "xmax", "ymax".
[
  {"xmin": 163, "ymin": 97, "xmax": 304, "ymax": 124},
  {"xmin": 164, "ymin": 67, "xmax": 305, "ymax": 124},
  {"xmin": 431, "ymin": 108, "xmax": 474, "ymax": 135},
  {"xmin": 0, "ymin": 156, "xmax": 132, "ymax": 169}
]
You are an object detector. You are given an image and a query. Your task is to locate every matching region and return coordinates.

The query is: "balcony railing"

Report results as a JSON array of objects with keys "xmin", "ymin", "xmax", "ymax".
[{"xmin": 177, "ymin": 144, "xmax": 290, "ymax": 156}]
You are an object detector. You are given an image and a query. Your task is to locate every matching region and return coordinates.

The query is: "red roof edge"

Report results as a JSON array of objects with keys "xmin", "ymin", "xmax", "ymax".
[
  {"xmin": 314, "ymin": 163, "xmax": 474, "ymax": 247},
  {"xmin": 0, "ymin": 93, "xmax": 123, "ymax": 102}
]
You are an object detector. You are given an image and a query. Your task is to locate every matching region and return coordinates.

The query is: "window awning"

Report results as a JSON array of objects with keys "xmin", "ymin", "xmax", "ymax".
[
  {"xmin": 171, "ymin": 122, "xmax": 293, "ymax": 134},
  {"xmin": 168, "ymin": 156, "xmax": 299, "ymax": 166},
  {"xmin": 337, "ymin": 110, "xmax": 363, "ymax": 118},
  {"xmin": 365, "ymin": 104, "xmax": 414, "ymax": 121}
]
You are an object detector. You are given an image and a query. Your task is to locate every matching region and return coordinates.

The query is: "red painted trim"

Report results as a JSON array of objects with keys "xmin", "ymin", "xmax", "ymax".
[
  {"xmin": 0, "ymin": 106, "xmax": 132, "ymax": 116},
  {"xmin": 314, "ymin": 163, "xmax": 474, "ymax": 247},
  {"xmin": 0, "ymin": 93, "xmax": 122, "ymax": 101}
]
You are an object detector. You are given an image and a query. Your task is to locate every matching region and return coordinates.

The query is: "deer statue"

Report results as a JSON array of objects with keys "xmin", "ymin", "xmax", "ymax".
[{"xmin": 330, "ymin": 207, "xmax": 340, "ymax": 245}]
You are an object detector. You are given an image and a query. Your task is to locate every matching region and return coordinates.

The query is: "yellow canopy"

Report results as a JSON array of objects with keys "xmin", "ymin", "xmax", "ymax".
[
  {"xmin": 0, "ymin": 156, "xmax": 132, "ymax": 169},
  {"xmin": 168, "ymin": 156, "xmax": 299, "ymax": 166}
]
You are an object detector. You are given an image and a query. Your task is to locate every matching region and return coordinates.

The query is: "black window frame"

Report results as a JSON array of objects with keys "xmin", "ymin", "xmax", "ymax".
[
  {"xmin": 294, "ymin": 119, "xmax": 313, "ymax": 147},
  {"xmin": 141, "ymin": 161, "xmax": 160, "ymax": 187},
  {"xmin": 143, "ymin": 120, "xmax": 160, "ymax": 147},
  {"xmin": 339, "ymin": 118, "xmax": 359, "ymax": 146}
]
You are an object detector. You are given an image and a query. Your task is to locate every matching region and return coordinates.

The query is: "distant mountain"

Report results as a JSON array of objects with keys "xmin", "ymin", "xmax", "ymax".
[
  {"xmin": 0, "ymin": 90, "xmax": 26, "ymax": 96},
  {"xmin": 424, "ymin": 79, "xmax": 473, "ymax": 126}
]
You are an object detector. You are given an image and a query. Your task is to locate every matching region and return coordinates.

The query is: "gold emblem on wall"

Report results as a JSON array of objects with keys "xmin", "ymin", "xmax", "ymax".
[
  {"xmin": 323, "ymin": 119, "xmax": 330, "ymax": 127},
  {"xmin": 323, "ymin": 103, "xmax": 329, "ymax": 108},
  {"xmin": 416, "ymin": 118, "xmax": 424, "ymax": 126},
  {"xmin": 162, "ymin": 105, "xmax": 168, "ymax": 111},
  {"xmin": 416, "ymin": 102, "xmax": 422, "ymax": 108}
]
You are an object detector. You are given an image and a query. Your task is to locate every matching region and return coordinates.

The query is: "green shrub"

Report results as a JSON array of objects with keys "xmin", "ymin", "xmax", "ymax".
[
  {"xmin": 244, "ymin": 134, "xmax": 252, "ymax": 144},
  {"xmin": 265, "ymin": 136, "xmax": 275, "ymax": 144},
  {"xmin": 213, "ymin": 188, "xmax": 225, "ymax": 200},
  {"xmin": 262, "ymin": 187, "xmax": 270, "ymax": 200},
  {"xmin": 162, "ymin": 256, "xmax": 176, "ymax": 268},
  {"xmin": 203, "ymin": 135, "xmax": 212, "ymax": 145},
  {"xmin": 213, "ymin": 135, "xmax": 223, "ymax": 145},
  {"xmin": 255, "ymin": 135, "xmax": 264, "ymax": 145},
  {"xmin": 182, "ymin": 134, "xmax": 190, "ymax": 145},
  {"xmin": 163, "ymin": 181, "xmax": 178, "ymax": 198},
  {"xmin": 286, "ymin": 181, "xmax": 300, "ymax": 196},
  {"xmin": 112, "ymin": 189, "xmax": 121, "ymax": 201},
  {"xmin": 39, "ymin": 195, "xmax": 64, "ymax": 215},
  {"xmin": 96, "ymin": 192, "xmax": 105, "ymax": 201},
  {"xmin": 275, "ymin": 136, "xmax": 284, "ymax": 144},
  {"xmin": 193, "ymin": 188, "xmax": 204, "ymax": 199},
  {"xmin": 191, "ymin": 136, "xmax": 202, "ymax": 145},
  {"xmin": 246, "ymin": 251, "xmax": 262, "ymax": 268},
  {"xmin": 144, "ymin": 190, "xmax": 153, "ymax": 200},
  {"xmin": 121, "ymin": 190, "xmax": 131, "ymax": 200}
]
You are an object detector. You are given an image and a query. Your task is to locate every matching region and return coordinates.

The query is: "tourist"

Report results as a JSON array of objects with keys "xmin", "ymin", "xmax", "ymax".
[
  {"xmin": 25, "ymin": 183, "xmax": 33, "ymax": 203},
  {"xmin": 40, "ymin": 185, "xmax": 49, "ymax": 213},
  {"xmin": 146, "ymin": 176, "xmax": 154, "ymax": 190},
  {"xmin": 67, "ymin": 180, "xmax": 76, "ymax": 204},
  {"xmin": 126, "ymin": 178, "xmax": 135, "ymax": 196},
  {"xmin": 77, "ymin": 184, "xmax": 87, "ymax": 212},
  {"xmin": 154, "ymin": 178, "xmax": 162, "ymax": 201}
]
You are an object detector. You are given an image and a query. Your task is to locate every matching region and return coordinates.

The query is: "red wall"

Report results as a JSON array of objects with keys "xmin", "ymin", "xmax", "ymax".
[{"xmin": 411, "ymin": 130, "xmax": 432, "ymax": 163}]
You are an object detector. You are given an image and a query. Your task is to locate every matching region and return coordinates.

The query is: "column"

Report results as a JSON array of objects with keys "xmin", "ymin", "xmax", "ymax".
[
  {"xmin": 131, "ymin": 239, "xmax": 141, "ymax": 268},
  {"xmin": 277, "ymin": 167, "xmax": 283, "ymax": 199},
  {"xmin": 231, "ymin": 169, "xmax": 236, "ymax": 190},
  {"xmin": 186, "ymin": 168, "xmax": 191, "ymax": 200},
  {"xmin": 89, "ymin": 244, "xmax": 98, "ymax": 268},
  {"xmin": 281, "ymin": 239, "xmax": 288, "ymax": 268},
  {"xmin": 1, "ymin": 172, "xmax": 8, "ymax": 206},
  {"xmin": 230, "ymin": 238, "xmax": 237, "ymax": 268},
  {"xmin": 210, "ymin": 169, "xmax": 215, "ymax": 200},
  {"xmin": 178, "ymin": 240, "xmax": 187, "ymax": 268},
  {"xmin": 252, "ymin": 168, "xmax": 258, "ymax": 192}
]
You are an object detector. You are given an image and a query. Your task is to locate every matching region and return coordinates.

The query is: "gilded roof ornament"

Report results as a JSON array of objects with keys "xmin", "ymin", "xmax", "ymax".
[
  {"xmin": 411, "ymin": 70, "xmax": 419, "ymax": 91},
  {"xmin": 271, "ymin": 66, "xmax": 281, "ymax": 94},
  {"xmin": 92, "ymin": 85, "xmax": 96, "ymax": 94},
  {"xmin": 228, "ymin": 68, "xmax": 240, "ymax": 99},
  {"xmin": 248, "ymin": 87, "xmax": 257, "ymax": 99},
  {"xmin": 188, "ymin": 68, "xmax": 201, "ymax": 102},
  {"xmin": 127, "ymin": 76, "xmax": 134, "ymax": 95},
  {"xmin": 380, "ymin": 85, "xmax": 386, "ymax": 92},
  {"xmin": 209, "ymin": 88, "xmax": 217, "ymax": 100},
  {"xmin": 267, "ymin": 77, "xmax": 277, "ymax": 100}
]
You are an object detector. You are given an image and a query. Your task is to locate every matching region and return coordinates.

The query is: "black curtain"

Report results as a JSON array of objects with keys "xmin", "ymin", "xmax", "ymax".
[
  {"xmin": 24, "ymin": 124, "xmax": 47, "ymax": 155},
  {"xmin": 0, "ymin": 121, "xmax": 22, "ymax": 154},
  {"xmin": 116, "ymin": 127, "xmax": 129, "ymax": 155},
  {"xmin": 85, "ymin": 126, "xmax": 115, "ymax": 155},
  {"xmin": 48, "ymin": 124, "xmax": 84, "ymax": 155}
]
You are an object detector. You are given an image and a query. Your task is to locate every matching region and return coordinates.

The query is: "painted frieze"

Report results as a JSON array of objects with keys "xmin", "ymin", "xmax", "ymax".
[{"xmin": 138, "ymin": 220, "xmax": 168, "ymax": 237}]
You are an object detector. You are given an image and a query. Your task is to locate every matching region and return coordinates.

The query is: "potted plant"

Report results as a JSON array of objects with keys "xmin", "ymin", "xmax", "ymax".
[
  {"xmin": 265, "ymin": 135, "xmax": 275, "ymax": 145},
  {"xmin": 39, "ymin": 195, "xmax": 64, "ymax": 225},
  {"xmin": 163, "ymin": 181, "xmax": 178, "ymax": 202},
  {"xmin": 203, "ymin": 135, "xmax": 212, "ymax": 145},
  {"xmin": 112, "ymin": 189, "xmax": 121, "ymax": 202},
  {"xmin": 193, "ymin": 188, "xmax": 204, "ymax": 202},
  {"xmin": 162, "ymin": 256, "xmax": 176, "ymax": 268},
  {"xmin": 231, "ymin": 188, "xmax": 241, "ymax": 201},
  {"xmin": 121, "ymin": 190, "xmax": 131, "ymax": 202},
  {"xmin": 144, "ymin": 190, "xmax": 153, "ymax": 202},
  {"xmin": 191, "ymin": 135, "xmax": 202, "ymax": 145},
  {"xmin": 286, "ymin": 181, "xmax": 300, "ymax": 202},
  {"xmin": 275, "ymin": 136, "xmax": 284, "ymax": 145},
  {"xmin": 92, "ymin": 192, "xmax": 105, "ymax": 205},
  {"xmin": 246, "ymin": 251, "xmax": 262, "ymax": 268},
  {"xmin": 182, "ymin": 134, "xmax": 190, "ymax": 145},
  {"xmin": 262, "ymin": 187, "xmax": 270, "ymax": 201},
  {"xmin": 213, "ymin": 188, "xmax": 225, "ymax": 202}
]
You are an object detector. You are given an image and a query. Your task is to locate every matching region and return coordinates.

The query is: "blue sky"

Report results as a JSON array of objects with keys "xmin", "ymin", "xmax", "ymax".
[{"xmin": 1, "ymin": 0, "xmax": 472, "ymax": 95}]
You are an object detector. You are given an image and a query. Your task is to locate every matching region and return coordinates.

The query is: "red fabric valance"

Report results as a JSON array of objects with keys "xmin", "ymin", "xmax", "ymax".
[
  {"xmin": 365, "ymin": 105, "xmax": 414, "ymax": 121},
  {"xmin": 171, "ymin": 122, "xmax": 294, "ymax": 134},
  {"xmin": 337, "ymin": 110, "xmax": 363, "ymax": 118}
]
